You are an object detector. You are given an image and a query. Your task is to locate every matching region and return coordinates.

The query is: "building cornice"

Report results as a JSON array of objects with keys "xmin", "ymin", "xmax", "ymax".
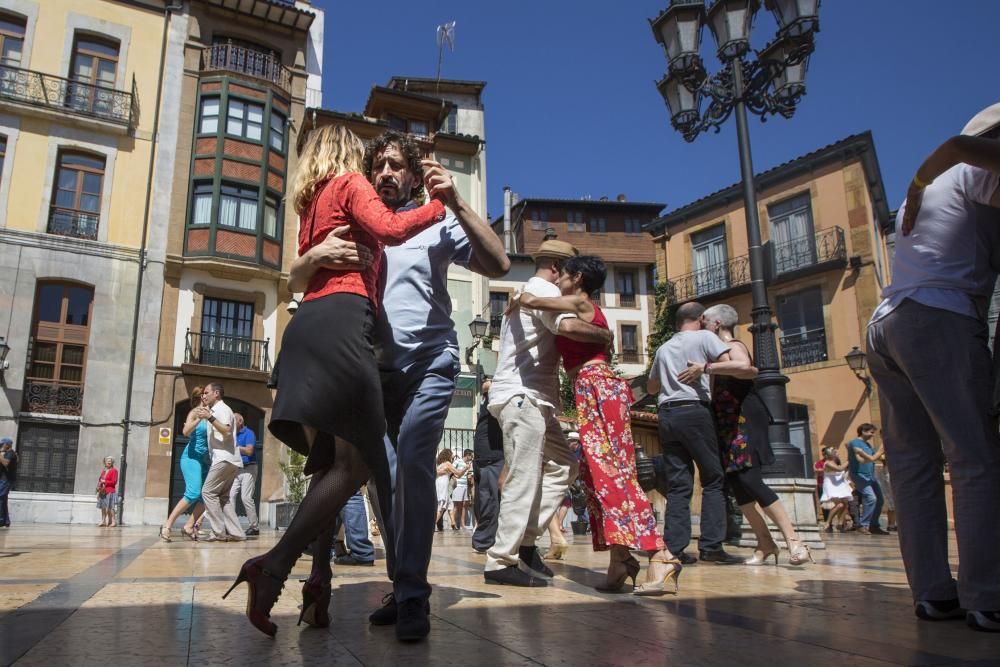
[{"xmin": 0, "ymin": 228, "xmax": 141, "ymax": 263}]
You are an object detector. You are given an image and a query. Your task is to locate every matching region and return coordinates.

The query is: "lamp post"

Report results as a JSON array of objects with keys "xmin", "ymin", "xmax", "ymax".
[
  {"xmin": 466, "ymin": 315, "xmax": 489, "ymax": 394},
  {"xmin": 649, "ymin": 0, "xmax": 821, "ymax": 477},
  {"xmin": 845, "ymin": 346, "xmax": 871, "ymax": 393}
]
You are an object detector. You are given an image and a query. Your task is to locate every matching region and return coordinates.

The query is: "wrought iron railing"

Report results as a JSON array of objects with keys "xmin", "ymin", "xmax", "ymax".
[
  {"xmin": 666, "ymin": 254, "xmax": 751, "ymax": 305},
  {"xmin": 438, "ymin": 428, "xmax": 475, "ymax": 455},
  {"xmin": 0, "ymin": 64, "xmax": 138, "ymax": 129},
  {"xmin": 185, "ymin": 330, "xmax": 271, "ymax": 373},
  {"xmin": 779, "ymin": 328, "xmax": 827, "ymax": 368},
  {"xmin": 619, "ymin": 293, "xmax": 637, "ymax": 308},
  {"xmin": 772, "ymin": 226, "xmax": 846, "ymax": 276},
  {"xmin": 201, "ymin": 43, "xmax": 292, "ymax": 93},
  {"xmin": 22, "ymin": 379, "xmax": 84, "ymax": 416},
  {"xmin": 48, "ymin": 208, "xmax": 99, "ymax": 240},
  {"xmin": 616, "ymin": 351, "xmax": 645, "ymax": 365}
]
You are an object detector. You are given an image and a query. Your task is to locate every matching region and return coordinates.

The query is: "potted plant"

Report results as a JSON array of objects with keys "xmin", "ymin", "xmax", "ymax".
[{"xmin": 275, "ymin": 450, "xmax": 305, "ymax": 530}]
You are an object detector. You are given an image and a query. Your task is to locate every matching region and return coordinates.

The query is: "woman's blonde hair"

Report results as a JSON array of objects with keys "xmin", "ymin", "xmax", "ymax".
[{"xmin": 291, "ymin": 124, "xmax": 366, "ymax": 215}]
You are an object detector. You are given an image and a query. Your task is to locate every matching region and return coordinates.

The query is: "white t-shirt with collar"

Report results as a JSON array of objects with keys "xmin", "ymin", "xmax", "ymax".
[
  {"xmin": 871, "ymin": 163, "xmax": 1000, "ymax": 325},
  {"xmin": 488, "ymin": 276, "xmax": 574, "ymax": 414},
  {"xmin": 207, "ymin": 400, "xmax": 243, "ymax": 467}
]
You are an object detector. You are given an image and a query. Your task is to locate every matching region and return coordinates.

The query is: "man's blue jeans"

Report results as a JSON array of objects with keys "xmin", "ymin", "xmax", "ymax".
[
  {"xmin": 855, "ymin": 476, "xmax": 883, "ymax": 530},
  {"xmin": 338, "ymin": 491, "xmax": 374, "ymax": 563}
]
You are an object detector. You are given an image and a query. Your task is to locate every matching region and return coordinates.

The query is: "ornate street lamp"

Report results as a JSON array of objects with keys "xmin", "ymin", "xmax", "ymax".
[
  {"xmin": 845, "ymin": 346, "xmax": 871, "ymax": 392},
  {"xmin": 649, "ymin": 0, "xmax": 821, "ymax": 477},
  {"xmin": 468, "ymin": 315, "xmax": 489, "ymax": 341}
]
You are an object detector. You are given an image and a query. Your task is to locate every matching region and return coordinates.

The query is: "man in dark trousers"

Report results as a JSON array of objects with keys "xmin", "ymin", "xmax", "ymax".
[
  {"xmin": 0, "ymin": 438, "xmax": 17, "ymax": 528},
  {"xmin": 471, "ymin": 378, "xmax": 504, "ymax": 554}
]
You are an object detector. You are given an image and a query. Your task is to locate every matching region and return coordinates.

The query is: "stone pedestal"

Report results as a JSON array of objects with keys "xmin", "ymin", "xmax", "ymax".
[{"xmin": 728, "ymin": 477, "xmax": 826, "ymax": 550}]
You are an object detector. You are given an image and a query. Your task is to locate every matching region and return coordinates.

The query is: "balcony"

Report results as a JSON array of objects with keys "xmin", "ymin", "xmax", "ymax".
[
  {"xmin": 22, "ymin": 379, "xmax": 84, "ymax": 416},
  {"xmin": 666, "ymin": 254, "xmax": 752, "ymax": 305},
  {"xmin": 772, "ymin": 226, "xmax": 847, "ymax": 278},
  {"xmin": 616, "ymin": 351, "xmax": 646, "ymax": 365},
  {"xmin": 185, "ymin": 330, "xmax": 271, "ymax": 373},
  {"xmin": 48, "ymin": 208, "xmax": 99, "ymax": 241},
  {"xmin": 0, "ymin": 64, "xmax": 138, "ymax": 132},
  {"xmin": 201, "ymin": 43, "xmax": 292, "ymax": 94},
  {"xmin": 779, "ymin": 328, "xmax": 828, "ymax": 368},
  {"xmin": 619, "ymin": 293, "xmax": 637, "ymax": 308}
]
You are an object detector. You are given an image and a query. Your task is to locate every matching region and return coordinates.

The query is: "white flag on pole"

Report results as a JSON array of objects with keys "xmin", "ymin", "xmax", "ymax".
[{"xmin": 437, "ymin": 21, "xmax": 456, "ymax": 51}]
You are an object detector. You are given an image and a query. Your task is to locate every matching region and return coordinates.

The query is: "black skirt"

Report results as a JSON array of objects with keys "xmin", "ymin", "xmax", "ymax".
[{"xmin": 269, "ymin": 293, "xmax": 390, "ymax": 501}]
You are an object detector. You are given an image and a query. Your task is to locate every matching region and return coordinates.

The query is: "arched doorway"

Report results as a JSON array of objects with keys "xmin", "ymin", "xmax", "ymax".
[{"xmin": 167, "ymin": 396, "xmax": 265, "ymax": 519}]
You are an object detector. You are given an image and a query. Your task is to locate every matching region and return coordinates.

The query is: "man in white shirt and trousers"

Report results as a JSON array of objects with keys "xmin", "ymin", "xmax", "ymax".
[
  {"xmin": 485, "ymin": 240, "xmax": 612, "ymax": 586},
  {"xmin": 866, "ymin": 102, "xmax": 1000, "ymax": 632},
  {"xmin": 199, "ymin": 382, "xmax": 246, "ymax": 542}
]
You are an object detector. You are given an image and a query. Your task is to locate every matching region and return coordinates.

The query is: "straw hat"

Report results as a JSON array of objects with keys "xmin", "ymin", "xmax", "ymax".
[
  {"xmin": 532, "ymin": 239, "xmax": 578, "ymax": 260},
  {"xmin": 961, "ymin": 102, "xmax": 1000, "ymax": 137}
]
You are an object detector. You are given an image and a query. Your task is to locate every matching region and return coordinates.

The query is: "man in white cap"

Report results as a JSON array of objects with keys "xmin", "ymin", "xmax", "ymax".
[
  {"xmin": 866, "ymin": 102, "xmax": 1000, "ymax": 632},
  {"xmin": 484, "ymin": 240, "xmax": 611, "ymax": 586}
]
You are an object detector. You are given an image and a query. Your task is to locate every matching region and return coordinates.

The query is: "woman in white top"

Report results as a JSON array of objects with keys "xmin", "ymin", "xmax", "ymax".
[
  {"xmin": 435, "ymin": 449, "xmax": 462, "ymax": 530},
  {"xmin": 820, "ymin": 446, "xmax": 852, "ymax": 532},
  {"xmin": 450, "ymin": 450, "xmax": 473, "ymax": 529}
]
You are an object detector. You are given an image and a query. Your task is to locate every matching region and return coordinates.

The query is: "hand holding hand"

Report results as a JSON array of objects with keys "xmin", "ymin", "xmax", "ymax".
[
  {"xmin": 311, "ymin": 226, "xmax": 373, "ymax": 271},
  {"xmin": 677, "ymin": 361, "xmax": 705, "ymax": 386}
]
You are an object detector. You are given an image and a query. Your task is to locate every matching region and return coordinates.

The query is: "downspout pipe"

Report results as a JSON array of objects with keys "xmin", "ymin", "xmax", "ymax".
[
  {"xmin": 502, "ymin": 186, "xmax": 512, "ymax": 253},
  {"xmin": 117, "ymin": 1, "xmax": 180, "ymax": 523}
]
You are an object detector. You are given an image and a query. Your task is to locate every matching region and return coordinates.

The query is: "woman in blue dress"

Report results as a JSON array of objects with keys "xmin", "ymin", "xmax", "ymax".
[{"xmin": 160, "ymin": 386, "xmax": 211, "ymax": 541}]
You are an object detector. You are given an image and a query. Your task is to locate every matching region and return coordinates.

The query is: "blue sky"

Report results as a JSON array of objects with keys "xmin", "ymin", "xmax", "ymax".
[{"xmin": 317, "ymin": 0, "xmax": 1000, "ymax": 220}]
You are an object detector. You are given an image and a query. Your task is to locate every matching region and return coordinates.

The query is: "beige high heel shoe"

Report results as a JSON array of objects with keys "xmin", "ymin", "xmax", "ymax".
[
  {"xmin": 634, "ymin": 558, "xmax": 682, "ymax": 596},
  {"xmin": 546, "ymin": 543, "xmax": 569, "ymax": 560},
  {"xmin": 788, "ymin": 543, "xmax": 813, "ymax": 566},
  {"xmin": 745, "ymin": 545, "xmax": 780, "ymax": 566}
]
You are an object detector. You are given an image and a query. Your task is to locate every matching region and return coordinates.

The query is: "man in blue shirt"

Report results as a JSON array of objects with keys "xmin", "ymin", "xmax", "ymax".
[
  {"xmin": 288, "ymin": 130, "xmax": 510, "ymax": 642},
  {"xmin": 229, "ymin": 413, "xmax": 260, "ymax": 536},
  {"xmin": 846, "ymin": 423, "xmax": 887, "ymax": 535},
  {"xmin": 0, "ymin": 437, "xmax": 17, "ymax": 528}
]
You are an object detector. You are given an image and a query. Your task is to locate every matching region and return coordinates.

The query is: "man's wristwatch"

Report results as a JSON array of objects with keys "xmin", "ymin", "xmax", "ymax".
[{"xmin": 208, "ymin": 415, "xmax": 216, "ymax": 423}]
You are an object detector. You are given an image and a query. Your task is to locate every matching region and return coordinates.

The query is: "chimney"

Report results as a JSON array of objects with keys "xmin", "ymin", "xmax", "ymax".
[
  {"xmin": 503, "ymin": 186, "xmax": 513, "ymax": 253},
  {"xmin": 617, "ymin": 193, "xmax": 626, "ymax": 202}
]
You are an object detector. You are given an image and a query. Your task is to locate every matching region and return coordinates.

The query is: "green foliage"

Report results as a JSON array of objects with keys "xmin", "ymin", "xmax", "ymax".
[
  {"xmin": 646, "ymin": 281, "xmax": 677, "ymax": 369},
  {"xmin": 559, "ymin": 365, "xmax": 577, "ymax": 419},
  {"xmin": 279, "ymin": 449, "xmax": 307, "ymax": 504}
]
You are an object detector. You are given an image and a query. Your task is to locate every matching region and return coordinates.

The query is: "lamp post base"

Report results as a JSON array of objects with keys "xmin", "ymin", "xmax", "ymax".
[{"xmin": 728, "ymin": 477, "xmax": 826, "ymax": 551}]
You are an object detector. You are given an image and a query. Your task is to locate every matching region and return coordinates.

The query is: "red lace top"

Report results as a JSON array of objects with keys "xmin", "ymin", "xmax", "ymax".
[
  {"xmin": 300, "ymin": 172, "xmax": 446, "ymax": 310},
  {"xmin": 99, "ymin": 467, "xmax": 118, "ymax": 494},
  {"xmin": 555, "ymin": 302, "xmax": 610, "ymax": 371}
]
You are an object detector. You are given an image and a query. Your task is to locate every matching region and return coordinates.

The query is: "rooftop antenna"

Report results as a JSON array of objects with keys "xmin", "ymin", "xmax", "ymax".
[{"xmin": 436, "ymin": 21, "xmax": 456, "ymax": 91}]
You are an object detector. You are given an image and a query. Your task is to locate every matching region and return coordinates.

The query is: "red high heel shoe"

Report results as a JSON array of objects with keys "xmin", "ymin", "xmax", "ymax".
[
  {"xmin": 223, "ymin": 555, "xmax": 286, "ymax": 638},
  {"xmin": 298, "ymin": 574, "xmax": 332, "ymax": 628}
]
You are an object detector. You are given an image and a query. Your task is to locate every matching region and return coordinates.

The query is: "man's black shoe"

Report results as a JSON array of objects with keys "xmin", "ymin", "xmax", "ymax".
[
  {"xmin": 915, "ymin": 598, "xmax": 966, "ymax": 621},
  {"xmin": 870, "ymin": 526, "xmax": 891, "ymax": 535},
  {"xmin": 334, "ymin": 554, "xmax": 374, "ymax": 566},
  {"xmin": 484, "ymin": 565, "xmax": 548, "ymax": 587},
  {"xmin": 396, "ymin": 598, "xmax": 431, "ymax": 642},
  {"xmin": 699, "ymin": 549, "xmax": 745, "ymax": 565},
  {"xmin": 369, "ymin": 593, "xmax": 429, "ymax": 626},
  {"xmin": 676, "ymin": 551, "xmax": 697, "ymax": 565},
  {"xmin": 518, "ymin": 546, "xmax": 553, "ymax": 578},
  {"xmin": 245, "ymin": 527, "xmax": 259, "ymax": 537}
]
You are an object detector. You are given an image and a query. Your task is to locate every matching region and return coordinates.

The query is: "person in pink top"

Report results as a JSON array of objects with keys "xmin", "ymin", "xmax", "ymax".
[{"xmin": 515, "ymin": 255, "xmax": 680, "ymax": 596}]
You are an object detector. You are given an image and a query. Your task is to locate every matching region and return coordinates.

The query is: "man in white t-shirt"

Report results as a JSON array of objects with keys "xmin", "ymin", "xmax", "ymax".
[
  {"xmin": 866, "ymin": 103, "xmax": 1000, "ymax": 632},
  {"xmin": 484, "ymin": 240, "xmax": 612, "ymax": 586},
  {"xmin": 199, "ymin": 382, "xmax": 246, "ymax": 542}
]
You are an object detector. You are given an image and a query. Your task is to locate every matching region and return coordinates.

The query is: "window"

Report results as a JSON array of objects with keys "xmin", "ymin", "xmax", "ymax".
[
  {"xmin": 24, "ymin": 282, "xmax": 93, "ymax": 416},
  {"xmin": 445, "ymin": 108, "xmax": 457, "ymax": 134},
  {"xmin": 618, "ymin": 270, "xmax": 637, "ymax": 307},
  {"xmin": 227, "ymin": 99, "xmax": 264, "ymax": 141},
  {"xmin": 68, "ymin": 34, "xmax": 119, "ymax": 115},
  {"xmin": 263, "ymin": 196, "xmax": 279, "ymax": 237},
  {"xmin": 691, "ymin": 224, "xmax": 728, "ymax": 295},
  {"xmin": 200, "ymin": 297, "xmax": 254, "ymax": 368},
  {"xmin": 49, "ymin": 151, "xmax": 105, "ymax": 240},
  {"xmin": 488, "ymin": 291, "xmax": 509, "ymax": 337},
  {"xmin": 408, "ymin": 119, "xmax": 428, "ymax": 137},
  {"xmin": 14, "ymin": 423, "xmax": 80, "ymax": 494},
  {"xmin": 620, "ymin": 325, "xmax": 640, "ymax": 363},
  {"xmin": 190, "ymin": 182, "xmax": 212, "ymax": 226},
  {"xmin": 0, "ymin": 13, "xmax": 25, "ymax": 67},
  {"xmin": 387, "ymin": 114, "xmax": 406, "ymax": 131},
  {"xmin": 530, "ymin": 209, "xmax": 548, "ymax": 231},
  {"xmin": 769, "ymin": 193, "xmax": 816, "ymax": 274},
  {"xmin": 218, "ymin": 184, "xmax": 259, "ymax": 231},
  {"xmin": 588, "ymin": 217, "xmax": 606, "ymax": 233},
  {"xmin": 776, "ymin": 287, "xmax": 826, "ymax": 367},
  {"xmin": 624, "ymin": 217, "xmax": 643, "ymax": 235},
  {"xmin": 269, "ymin": 110, "xmax": 286, "ymax": 151},
  {"xmin": 566, "ymin": 211, "xmax": 584, "ymax": 232},
  {"xmin": 199, "ymin": 97, "xmax": 220, "ymax": 134}
]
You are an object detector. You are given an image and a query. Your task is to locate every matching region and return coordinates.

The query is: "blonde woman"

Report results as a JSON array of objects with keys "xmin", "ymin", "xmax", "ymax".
[{"xmin": 223, "ymin": 124, "xmax": 448, "ymax": 638}]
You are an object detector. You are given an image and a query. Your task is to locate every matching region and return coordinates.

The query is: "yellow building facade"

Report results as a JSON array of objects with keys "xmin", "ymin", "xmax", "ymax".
[
  {"xmin": 646, "ymin": 132, "xmax": 892, "ymax": 473},
  {"xmin": 0, "ymin": 0, "xmax": 176, "ymax": 522}
]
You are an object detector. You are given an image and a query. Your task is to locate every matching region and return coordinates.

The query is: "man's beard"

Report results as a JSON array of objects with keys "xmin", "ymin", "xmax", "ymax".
[{"xmin": 374, "ymin": 178, "xmax": 409, "ymax": 209}]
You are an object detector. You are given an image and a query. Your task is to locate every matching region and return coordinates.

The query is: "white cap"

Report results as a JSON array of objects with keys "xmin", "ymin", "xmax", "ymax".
[{"xmin": 567, "ymin": 431, "xmax": 580, "ymax": 440}]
